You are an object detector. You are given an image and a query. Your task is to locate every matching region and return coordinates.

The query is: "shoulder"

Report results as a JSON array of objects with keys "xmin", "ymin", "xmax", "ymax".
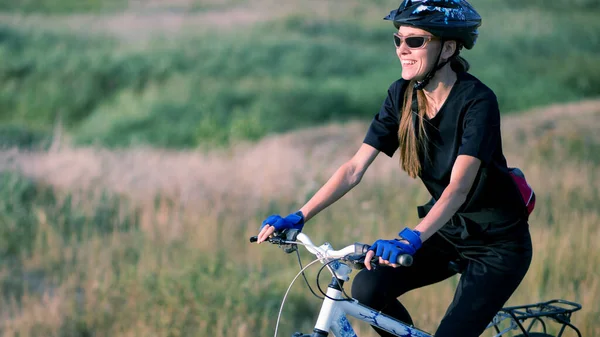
[
  {"xmin": 452, "ymin": 73, "xmax": 501, "ymax": 124},
  {"xmin": 455, "ymin": 72, "xmax": 498, "ymax": 103}
]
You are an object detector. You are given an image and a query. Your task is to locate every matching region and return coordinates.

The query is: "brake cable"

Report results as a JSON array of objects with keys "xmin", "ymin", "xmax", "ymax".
[
  {"xmin": 315, "ymin": 258, "xmax": 354, "ymax": 301},
  {"xmin": 274, "ymin": 257, "xmax": 321, "ymax": 337},
  {"xmin": 294, "ymin": 249, "xmax": 325, "ymax": 300}
]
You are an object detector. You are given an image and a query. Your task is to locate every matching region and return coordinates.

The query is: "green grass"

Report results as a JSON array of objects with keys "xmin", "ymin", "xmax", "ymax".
[
  {"xmin": 0, "ymin": 124, "xmax": 51, "ymax": 150},
  {"xmin": 0, "ymin": 0, "xmax": 128, "ymax": 13},
  {"xmin": 1, "ymin": 1, "xmax": 600, "ymax": 149},
  {"xmin": 0, "ymin": 172, "xmax": 315, "ymax": 337}
]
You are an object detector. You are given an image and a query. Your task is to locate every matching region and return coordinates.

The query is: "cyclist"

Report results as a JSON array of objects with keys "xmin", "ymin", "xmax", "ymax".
[{"xmin": 257, "ymin": 0, "xmax": 532, "ymax": 336}]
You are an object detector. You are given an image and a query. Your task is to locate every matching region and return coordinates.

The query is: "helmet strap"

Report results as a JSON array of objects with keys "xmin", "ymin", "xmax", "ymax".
[{"xmin": 414, "ymin": 39, "xmax": 452, "ymax": 90}]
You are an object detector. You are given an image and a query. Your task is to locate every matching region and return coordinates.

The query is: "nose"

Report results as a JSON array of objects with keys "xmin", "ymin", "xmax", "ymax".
[{"xmin": 396, "ymin": 42, "xmax": 410, "ymax": 56}]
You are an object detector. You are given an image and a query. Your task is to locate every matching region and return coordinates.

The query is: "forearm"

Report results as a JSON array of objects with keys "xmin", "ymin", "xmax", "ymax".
[
  {"xmin": 414, "ymin": 186, "xmax": 468, "ymax": 242},
  {"xmin": 299, "ymin": 162, "xmax": 360, "ymax": 222}
]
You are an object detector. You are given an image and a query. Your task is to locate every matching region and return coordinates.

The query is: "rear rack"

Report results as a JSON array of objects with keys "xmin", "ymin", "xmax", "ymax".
[{"xmin": 494, "ymin": 299, "xmax": 582, "ymax": 337}]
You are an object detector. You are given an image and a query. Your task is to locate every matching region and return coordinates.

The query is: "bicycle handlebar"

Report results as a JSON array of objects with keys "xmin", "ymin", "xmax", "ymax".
[{"xmin": 249, "ymin": 232, "xmax": 413, "ymax": 267}]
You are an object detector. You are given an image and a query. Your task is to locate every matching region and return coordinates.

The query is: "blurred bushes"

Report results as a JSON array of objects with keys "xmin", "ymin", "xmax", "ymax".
[
  {"xmin": 0, "ymin": 23, "xmax": 394, "ymax": 148},
  {"xmin": 0, "ymin": 124, "xmax": 51, "ymax": 150},
  {"xmin": 0, "ymin": 170, "xmax": 139, "ymax": 311},
  {"xmin": 504, "ymin": 0, "xmax": 600, "ymax": 11},
  {"xmin": 0, "ymin": 0, "xmax": 127, "ymax": 13},
  {"xmin": 0, "ymin": 25, "xmax": 120, "ymax": 127},
  {"xmin": 1, "ymin": 3, "xmax": 600, "ymax": 149},
  {"xmin": 0, "ymin": 171, "xmax": 138, "ymax": 261}
]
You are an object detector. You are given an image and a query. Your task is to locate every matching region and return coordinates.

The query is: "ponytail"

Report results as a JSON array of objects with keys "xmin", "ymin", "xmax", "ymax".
[
  {"xmin": 398, "ymin": 81, "xmax": 430, "ymax": 178},
  {"xmin": 450, "ymin": 55, "xmax": 470, "ymax": 73}
]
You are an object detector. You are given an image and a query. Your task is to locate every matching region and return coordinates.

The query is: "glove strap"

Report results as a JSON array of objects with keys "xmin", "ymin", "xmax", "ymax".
[
  {"xmin": 292, "ymin": 210, "xmax": 304, "ymax": 224},
  {"xmin": 398, "ymin": 227, "xmax": 422, "ymax": 250}
]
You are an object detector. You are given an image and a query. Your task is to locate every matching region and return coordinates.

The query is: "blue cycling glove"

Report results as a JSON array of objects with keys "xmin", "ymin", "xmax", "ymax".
[
  {"xmin": 261, "ymin": 211, "xmax": 305, "ymax": 232},
  {"xmin": 369, "ymin": 228, "xmax": 422, "ymax": 264}
]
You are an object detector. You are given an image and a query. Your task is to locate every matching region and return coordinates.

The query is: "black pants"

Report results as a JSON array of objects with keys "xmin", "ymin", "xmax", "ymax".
[{"xmin": 351, "ymin": 223, "xmax": 532, "ymax": 337}]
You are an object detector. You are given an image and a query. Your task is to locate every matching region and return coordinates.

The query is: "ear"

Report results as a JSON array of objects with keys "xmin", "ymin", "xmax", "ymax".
[{"xmin": 442, "ymin": 40, "xmax": 457, "ymax": 61}]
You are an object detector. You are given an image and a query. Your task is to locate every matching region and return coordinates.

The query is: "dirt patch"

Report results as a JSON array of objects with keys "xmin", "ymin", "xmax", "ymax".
[{"xmin": 0, "ymin": 123, "xmax": 361, "ymax": 208}]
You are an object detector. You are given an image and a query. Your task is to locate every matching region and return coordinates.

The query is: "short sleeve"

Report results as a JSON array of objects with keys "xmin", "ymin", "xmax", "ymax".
[
  {"xmin": 363, "ymin": 81, "xmax": 405, "ymax": 157},
  {"xmin": 457, "ymin": 93, "xmax": 501, "ymax": 164}
]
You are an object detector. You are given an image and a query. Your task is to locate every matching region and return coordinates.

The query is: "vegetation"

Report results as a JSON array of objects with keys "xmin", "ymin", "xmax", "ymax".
[
  {"xmin": 1, "ymin": 0, "xmax": 600, "ymax": 149},
  {"xmin": 0, "ymin": 1, "xmax": 599, "ymax": 336},
  {"xmin": 0, "ymin": 104, "xmax": 599, "ymax": 336},
  {"xmin": 0, "ymin": 0, "xmax": 127, "ymax": 13}
]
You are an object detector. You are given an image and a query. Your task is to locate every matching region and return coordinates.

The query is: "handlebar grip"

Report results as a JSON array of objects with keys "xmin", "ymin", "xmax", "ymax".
[
  {"xmin": 396, "ymin": 254, "xmax": 413, "ymax": 267},
  {"xmin": 249, "ymin": 236, "xmax": 258, "ymax": 243},
  {"xmin": 354, "ymin": 243, "xmax": 413, "ymax": 267}
]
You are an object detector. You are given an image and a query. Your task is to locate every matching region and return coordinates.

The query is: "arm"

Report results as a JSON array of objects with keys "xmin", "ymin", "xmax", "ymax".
[
  {"xmin": 365, "ymin": 154, "xmax": 480, "ymax": 269},
  {"xmin": 257, "ymin": 143, "xmax": 380, "ymax": 243},
  {"xmin": 414, "ymin": 154, "xmax": 481, "ymax": 241},
  {"xmin": 300, "ymin": 143, "xmax": 380, "ymax": 222}
]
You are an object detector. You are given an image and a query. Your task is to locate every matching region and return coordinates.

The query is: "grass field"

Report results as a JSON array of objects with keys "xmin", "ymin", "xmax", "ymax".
[
  {"xmin": 1, "ymin": 99, "xmax": 599, "ymax": 336},
  {"xmin": 1, "ymin": 0, "xmax": 599, "ymax": 336},
  {"xmin": 1, "ymin": 0, "xmax": 600, "ymax": 149}
]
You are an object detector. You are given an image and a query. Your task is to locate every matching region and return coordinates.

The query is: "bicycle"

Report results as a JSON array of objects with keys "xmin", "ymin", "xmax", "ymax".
[{"xmin": 250, "ymin": 229, "xmax": 582, "ymax": 337}]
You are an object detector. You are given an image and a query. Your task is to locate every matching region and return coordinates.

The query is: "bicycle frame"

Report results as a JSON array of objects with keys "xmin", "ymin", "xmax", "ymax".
[
  {"xmin": 311, "ymin": 275, "xmax": 431, "ymax": 337},
  {"xmin": 283, "ymin": 233, "xmax": 432, "ymax": 337}
]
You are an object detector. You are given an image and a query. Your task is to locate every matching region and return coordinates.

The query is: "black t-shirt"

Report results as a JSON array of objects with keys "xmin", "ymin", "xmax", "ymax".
[{"xmin": 364, "ymin": 71, "xmax": 526, "ymax": 240}]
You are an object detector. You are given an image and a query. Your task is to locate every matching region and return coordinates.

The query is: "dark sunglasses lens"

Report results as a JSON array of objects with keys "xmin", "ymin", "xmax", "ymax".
[
  {"xmin": 406, "ymin": 37, "xmax": 426, "ymax": 48},
  {"xmin": 393, "ymin": 35, "xmax": 401, "ymax": 47}
]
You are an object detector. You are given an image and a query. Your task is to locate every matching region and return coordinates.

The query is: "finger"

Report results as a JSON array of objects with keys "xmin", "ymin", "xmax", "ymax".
[
  {"xmin": 381, "ymin": 249, "xmax": 392, "ymax": 262},
  {"xmin": 257, "ymin": 226, "xmax": 274, "ymax": 243},
  {"xmin": 390, "ymin": 252, "xmax": 400, "ymax": 266},
  {"xmin": 262, "ymin": 226, "xmax": 275, "ymax": 242},
  {"xmin": 380, "ymin": 257, "xmax": 394, "ymax": 267},
  {"xmin": 365, "ymin": 251, "xmax": 375, "ymax": 270},
  {"xmin": 257, "ymin": 227, "xmax": 267, "ymax": 243},
  {"xmin": 375, "ymin": 244, "xmax": 385, "ymax": 258}
]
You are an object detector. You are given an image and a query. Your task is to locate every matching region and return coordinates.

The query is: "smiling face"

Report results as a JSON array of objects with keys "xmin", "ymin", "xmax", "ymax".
[{"xmin": 395, "ymin": 26, "xmax": 443, "ymax": 81}]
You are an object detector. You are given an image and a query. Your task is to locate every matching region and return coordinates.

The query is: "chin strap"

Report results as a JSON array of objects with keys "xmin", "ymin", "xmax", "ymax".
[{"xmin": 414, "ymin": 39, "xmax": 451, "ymax": 90}]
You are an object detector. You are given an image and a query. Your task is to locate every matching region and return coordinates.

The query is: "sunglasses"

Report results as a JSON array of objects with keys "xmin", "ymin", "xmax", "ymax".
[{"xmin": 393, "ymin": 33, "xmax": 436, "ymax": 49}]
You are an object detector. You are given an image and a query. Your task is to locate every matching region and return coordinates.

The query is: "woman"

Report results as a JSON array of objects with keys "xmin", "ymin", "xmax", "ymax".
[{"xmin": 257, "ymin": 1, "xmax": 533, "ymax": 336}]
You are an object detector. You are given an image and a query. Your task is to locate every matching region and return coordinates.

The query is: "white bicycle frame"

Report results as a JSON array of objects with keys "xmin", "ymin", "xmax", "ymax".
[
  {"xmin": 316, "ymin": 284, "xmax": 431, "ymax": 337},
  {"xmin": 291, "ymin": 233, "xmax": 431, "ymax": 336},
  {"xmin": 289, "ymin": 233, "xmax": 510, "ymax": 337}
]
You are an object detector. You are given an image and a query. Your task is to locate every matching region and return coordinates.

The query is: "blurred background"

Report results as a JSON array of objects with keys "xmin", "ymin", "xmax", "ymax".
[{"xmin": 0, "ymin": 0, "xmax": 599, "ymax": 336}]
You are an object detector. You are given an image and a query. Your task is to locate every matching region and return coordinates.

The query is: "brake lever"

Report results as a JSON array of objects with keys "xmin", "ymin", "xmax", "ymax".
[
  {"xmin": 249, "ymin": 235, "xmax": 286, "ymax": 244},
  {"xmin": 344, "ymin": 254, "xmax": 380, "ymax": 270},
  {"xmin": 249, "ymin": 231, "xmax": 299, "ymax": 253}
]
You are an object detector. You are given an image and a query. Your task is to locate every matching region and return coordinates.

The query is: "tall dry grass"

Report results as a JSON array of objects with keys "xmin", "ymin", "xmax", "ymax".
[{"xmin": 0, "ymin": 99, "xmax": 599, "ymax": 336}]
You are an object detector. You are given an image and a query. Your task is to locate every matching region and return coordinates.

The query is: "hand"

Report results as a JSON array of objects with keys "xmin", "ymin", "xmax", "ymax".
[
  {"xmin": 365, "ymin": 227, "xmax": 422, "ymax": 270},
  {"xmin": 256, "ymin": 211, "xmax": 305, "ymax": 243}
]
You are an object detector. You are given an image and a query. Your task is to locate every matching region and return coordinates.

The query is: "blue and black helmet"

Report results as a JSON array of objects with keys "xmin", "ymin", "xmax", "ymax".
[{"xmin": 384, "ymin": 0, "xmax": 482, "ymax": 49}]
